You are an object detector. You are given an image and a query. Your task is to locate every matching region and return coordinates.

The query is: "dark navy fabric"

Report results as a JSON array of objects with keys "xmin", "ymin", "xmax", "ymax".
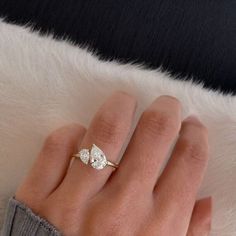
[{"xmin": 0, "ymin": 0, "xmax": 236, "ymax": 93}]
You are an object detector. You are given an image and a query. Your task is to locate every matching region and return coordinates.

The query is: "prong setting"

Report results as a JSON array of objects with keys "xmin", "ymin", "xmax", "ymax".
[{"xmin": 76, "ymin": 144, "xmax": 117, "ymax": 170}]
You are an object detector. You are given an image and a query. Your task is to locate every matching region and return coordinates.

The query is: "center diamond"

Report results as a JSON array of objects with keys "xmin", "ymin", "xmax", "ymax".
[{"xmin": 90, "ymin": 144, "xmax": 107, "ymax": 170}]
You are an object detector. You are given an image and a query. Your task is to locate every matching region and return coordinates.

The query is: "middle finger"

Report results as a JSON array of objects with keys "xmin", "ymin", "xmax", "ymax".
[{"xmin": 110, "ymin": 96, "xmax": 181, "ymax": 193}]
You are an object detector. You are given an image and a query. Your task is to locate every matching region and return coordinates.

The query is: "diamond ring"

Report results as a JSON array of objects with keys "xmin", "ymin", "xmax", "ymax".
[{"xmin": 73, "ymin": 144, "xmax": 119, "ymax": 170}]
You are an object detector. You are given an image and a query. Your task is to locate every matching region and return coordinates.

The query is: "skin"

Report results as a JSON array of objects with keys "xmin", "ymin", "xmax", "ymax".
[{"xmin": 15, "ymin": 91, "xmax": 212, "ymax": 236}]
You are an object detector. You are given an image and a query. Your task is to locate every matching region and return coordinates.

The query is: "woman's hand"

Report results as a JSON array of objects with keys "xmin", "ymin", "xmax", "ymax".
[{"xmin": 15, "ymin": 91, "xmax": 212, "ymax": 236}]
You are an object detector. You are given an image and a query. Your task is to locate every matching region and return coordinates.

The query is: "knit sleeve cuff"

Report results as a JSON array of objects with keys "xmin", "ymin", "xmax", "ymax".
[{"xmin": 2, "ymin": 197, "xmax": 61, "ymax": 236}]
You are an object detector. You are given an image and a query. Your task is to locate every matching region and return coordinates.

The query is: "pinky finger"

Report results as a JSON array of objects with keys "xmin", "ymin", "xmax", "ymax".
[{"xmin": 187, "ymin": 197, "xmax": 212, "ymax": 236}]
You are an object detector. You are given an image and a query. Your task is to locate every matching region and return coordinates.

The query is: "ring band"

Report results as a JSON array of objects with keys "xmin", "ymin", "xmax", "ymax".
[
  {"xmin": 106, "ymin": 160, "xmax": 119, "ymax": 169},
  {"xmin": 72, "ymin": 144, "xmax": 119, "ymax": 170}
]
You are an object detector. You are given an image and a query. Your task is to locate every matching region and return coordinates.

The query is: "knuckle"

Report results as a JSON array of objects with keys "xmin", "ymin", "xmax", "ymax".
[
  {"xmin": 45, "ymin": 132, "xmax": 64, "ymax": 149},
  {"xmin": 179, "ymin": 138, "xmax": 208, "ymax": 165},
  {"xmin": 86, "ymin": 206, "xmax": 122, "ymax": 235},
  {"xmin": 44, "ymin": 130, "xmax": 70, "ymax": 153},
  {"xmin": 92, "ymin": 111, "xmax": 126, "ymax": 144},
  {"xmin": 141, "ymin": 110, "xmax": 178, "ymax": 139}
]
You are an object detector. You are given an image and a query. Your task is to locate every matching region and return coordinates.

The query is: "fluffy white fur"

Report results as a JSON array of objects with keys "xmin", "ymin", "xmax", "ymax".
[{"xmin": 0, "ymin": 20, "xmax": 235, "ymax": 235}]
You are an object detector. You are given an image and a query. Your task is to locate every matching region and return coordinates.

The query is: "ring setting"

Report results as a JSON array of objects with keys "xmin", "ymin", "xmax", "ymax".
[{"xmin": 73, "ymin": 144, "xmax": 118, "ymax": 170}]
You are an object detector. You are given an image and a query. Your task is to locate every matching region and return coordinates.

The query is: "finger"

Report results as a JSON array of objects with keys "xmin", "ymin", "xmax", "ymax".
[
  {"xmin": 187, "ymin": 197, "xmax": 212, "ymax": 236},
  {"xmin": 60, "ymin": 91, "xmax": 137, "ymax": 199},
  {"xmin": 154, "ymin": 116, "xmax": 209, "ymax": 235},
  {"xmin": 15, "ymin": 124, "xmax": 86, "ymax": 205},
  {"xmin": 110, "ymin": 95, "xmax": 181, "ymax": 193}
]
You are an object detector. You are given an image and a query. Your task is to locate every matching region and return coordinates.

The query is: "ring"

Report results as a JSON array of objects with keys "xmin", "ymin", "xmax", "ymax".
[{"xmin": 72, "ymin": 144, "xmax": 119, "ymax": 170}]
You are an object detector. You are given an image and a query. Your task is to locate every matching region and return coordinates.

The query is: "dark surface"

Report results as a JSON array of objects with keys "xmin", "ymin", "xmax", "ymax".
[{"xmin": 1, "ymin": 0, "xmax": 236, "ymax": 93}]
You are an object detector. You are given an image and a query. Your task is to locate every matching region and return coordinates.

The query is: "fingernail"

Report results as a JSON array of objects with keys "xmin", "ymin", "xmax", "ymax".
[{"xmin": 184, "ymin": 115, "xmax": 200, "ymax": 124}]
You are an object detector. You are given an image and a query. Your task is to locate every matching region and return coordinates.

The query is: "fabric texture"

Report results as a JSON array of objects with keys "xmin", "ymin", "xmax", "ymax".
[
  {"xmin": 2, "ymin": 197, "xmax": 61, "ymax": 236},
  {"xmin": 0, "ymin": 0, "xmax": 236, "ymax": 93},
  {"xmin": 0, "ymin": 20, "xmax": 236, "ymax": 236}
]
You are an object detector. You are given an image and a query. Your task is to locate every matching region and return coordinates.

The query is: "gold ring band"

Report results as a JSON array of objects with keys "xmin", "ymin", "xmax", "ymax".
[
  {"xmin": 106, "ymin": 160, "xmax": 119, "ymax": 169},
  {"xmin": 73, "ymin": 144, "xmax": 119, "ymax": 170}
]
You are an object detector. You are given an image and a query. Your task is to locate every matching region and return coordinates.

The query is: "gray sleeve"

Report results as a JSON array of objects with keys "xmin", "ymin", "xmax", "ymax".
[{"xmin": 2, "ymin": 197, "xmax": 62, "ymax": 236}]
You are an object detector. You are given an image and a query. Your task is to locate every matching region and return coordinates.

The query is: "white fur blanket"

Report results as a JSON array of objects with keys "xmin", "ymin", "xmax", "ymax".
[{"xmin": 0, "ymin": 20, "xmax": 235, "ymax": 235}]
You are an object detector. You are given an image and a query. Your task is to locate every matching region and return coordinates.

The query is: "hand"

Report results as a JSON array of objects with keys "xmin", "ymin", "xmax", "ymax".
[{"xmin": 15, "ymin": 91, "xmax": 212, "ymax": 236}]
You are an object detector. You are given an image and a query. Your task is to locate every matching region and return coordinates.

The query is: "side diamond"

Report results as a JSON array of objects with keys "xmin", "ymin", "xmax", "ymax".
[{"xmin": 79, "ymin": 149, "xmax": 90, "ymax": 164}]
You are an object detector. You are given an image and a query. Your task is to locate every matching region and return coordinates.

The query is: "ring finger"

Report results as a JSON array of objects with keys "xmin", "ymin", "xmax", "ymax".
[{"xmin": 58, "ymin": 91, "xmax": 137, "ymax": 199}]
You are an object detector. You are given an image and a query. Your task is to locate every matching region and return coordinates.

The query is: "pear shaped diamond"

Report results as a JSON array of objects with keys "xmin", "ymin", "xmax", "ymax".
[
  {"xmin": 79, "ymin": 149, "xmax": 90, "ymax": 164},
  {"xmin": 90, "ymin": 144, "xmax": 107, "ymax": 170}
]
